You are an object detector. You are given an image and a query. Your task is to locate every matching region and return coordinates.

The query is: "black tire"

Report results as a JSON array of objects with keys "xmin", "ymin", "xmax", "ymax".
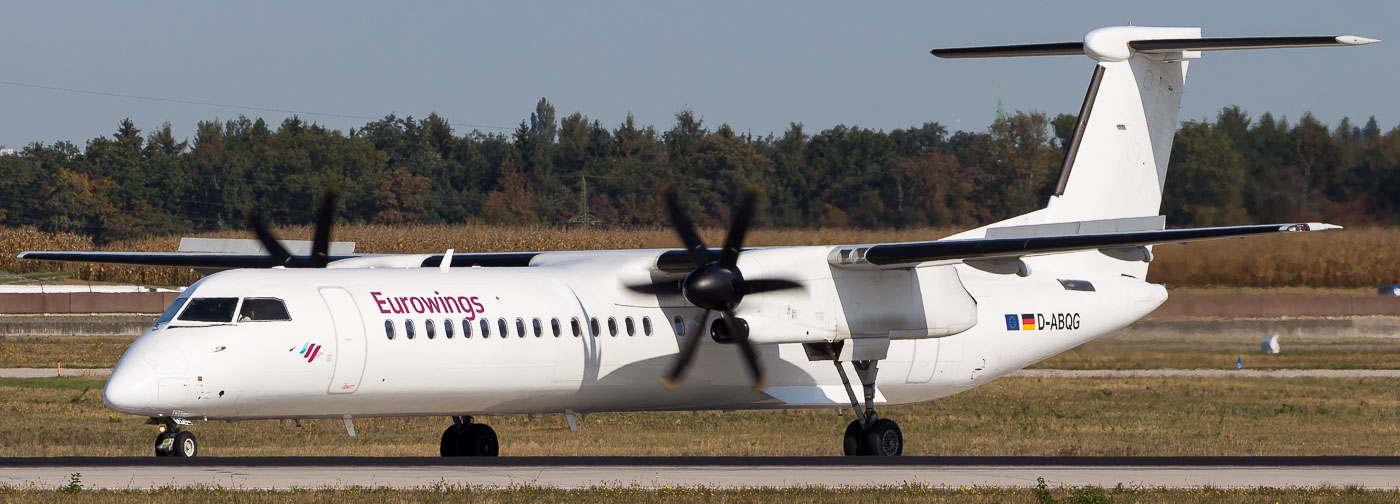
[
  {"xmin": 861, "ymin": 419, "xmax": 902, "ymax": 456},
  {"xmin": 154, "ymin": 432, "xmax": 175, "ymax": 457},
  {"xmin": 842, "ymin": 420, "xmax": 865, "ymax": 456},
  {"xmin": 440, "ymin": 424, "xmax": 463, "ymax": 457},
  {"xmin": 458, "ymin": 423, "xmax": 499, "ymax": 457},
  {"xmin": 172, "ymin": 431, "xmax": 198, "ymax": 458}
]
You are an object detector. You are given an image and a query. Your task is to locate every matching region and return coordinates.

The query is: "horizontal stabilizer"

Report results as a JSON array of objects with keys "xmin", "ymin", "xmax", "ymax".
[
  {"xmin": 1130, "ymin": 35, "xmax": 1379, "ymax": 53},
  {"xmin": 932, "ymin": 32, "xmax": 1377, "ymax": 60},
  {"xmin": 931, "ymin": 41, "xmax": 1084, "ymax": 58}
]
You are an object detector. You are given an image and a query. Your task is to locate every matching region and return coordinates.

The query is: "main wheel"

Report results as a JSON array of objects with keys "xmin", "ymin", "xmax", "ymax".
[
  {"xmin": 172, "ymin": 431, "xmax": 198, "ymax": 458},
  {"xmin": 861, "ymin": 419, "xmax": 902, "ymax": 456},
  {"xmin": 458, "ymin": 424, "xmax": 499, "ymax": 457},
  {"xmin": 842, "ymin": 420, "xmax": 865, "ymax": 456},
  {"xmin": 154, "ymin": 432, "xmax": 176, "ymax": 457},
  {"xmin": 440, "ymin": 424, "xmax": 463, "ymax": 457}
]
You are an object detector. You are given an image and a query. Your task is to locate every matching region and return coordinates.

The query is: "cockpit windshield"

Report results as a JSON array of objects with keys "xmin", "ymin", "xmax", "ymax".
[
  {"xmin": 153, "ymin": 294, "xmax": 190, "ymax": 327},
  {"xmin": 238, "ymin": 298, "xmax": 291, "ymax": 322},
  {"xmin": 176, "ymin": 297, "xmax": 239, "ymax": 323}
]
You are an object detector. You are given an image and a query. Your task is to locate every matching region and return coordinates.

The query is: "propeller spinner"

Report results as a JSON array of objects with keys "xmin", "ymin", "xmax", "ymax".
[{"xmin": 627, "ymin": 187, "xmax": 802, "ymax": 390}]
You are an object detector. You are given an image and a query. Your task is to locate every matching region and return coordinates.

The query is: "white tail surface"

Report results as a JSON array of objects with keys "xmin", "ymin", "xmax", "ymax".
[{"xmin": 934, "ymin": 26, "xmax": 1377, "ymax": 278}]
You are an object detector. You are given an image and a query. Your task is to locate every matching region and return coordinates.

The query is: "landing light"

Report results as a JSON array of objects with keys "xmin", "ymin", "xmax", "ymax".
[{"xmin": 158, "ymin": 425, "xmax": 167, "ymax": 433}]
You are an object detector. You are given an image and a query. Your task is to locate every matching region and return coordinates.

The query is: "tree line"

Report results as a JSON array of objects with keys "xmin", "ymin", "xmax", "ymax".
[{"xmin": 0, "ymin": 98, "xmax": 1396, "ymax": 243}]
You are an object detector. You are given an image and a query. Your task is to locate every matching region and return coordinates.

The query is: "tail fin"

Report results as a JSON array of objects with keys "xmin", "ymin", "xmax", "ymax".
[
  {"xmin": 933, "ymin": 26, "xmax": 1376, "ymax": 275},
  {"xmin": 936, "ymin": 26, "xmax": 1376, "ymax": 222}
]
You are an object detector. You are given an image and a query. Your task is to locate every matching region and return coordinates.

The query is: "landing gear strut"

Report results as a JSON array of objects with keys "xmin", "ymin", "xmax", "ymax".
[
  {"xmin": 440, "ymin": 416, "xmax": 499, "ymax": 457},
  {"xmin": 830, "ymin": 349, "xmax": 903, "ymax": 456},
  {"xmin": 153, "ymin": 417, "xmax": 197, "ymax": 458}
]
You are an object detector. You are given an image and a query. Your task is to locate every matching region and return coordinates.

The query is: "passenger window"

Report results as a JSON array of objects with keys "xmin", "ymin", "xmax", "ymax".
[
  {"xmin": 480, "ymin": 319, "xmax": 491, "ymax": 338},
  {"xmin": 463, "ymin": 318, "xmax": 474, "ymax": 338},
  {"xmin": 238, "ymin": 298, "xmax": 291, "ymax": 322},
  {"xmin": 425, "ymin": 319, "xmax": 437, "ymax": 339},
  {"xmin": 551, "ymin": 318, "xmax": 561, "ymax": 337},
  {"xmin": 405, "ymin": 319, "xmax": 417, "ymax": 340},
  {"xmin": 673, "ymin": 315, "xmax": 685, "ymax": 336},
  {"xmin": 532, "ymin": 318, "xmax": 543, "ymax": 338},
  {"xmin": 625, "ymin": 317, "xmax": 635, "ymax": 336},
  {"xmin": 498, "ymin": 318, "xmax": 509, "ymax": 338},
  {"xmin": 590, "ymin": 318, "xmax": 600, "ymax": 337},
  {"xmin": 516, "ymin": 318, "xmax": 526, "ymax": 338},
  {"xmin": 571, "ymin": 318, "xmax": 582, "ymax": 337},
  {"xmin": 643, "ymin": 316, "xmax": 653, "ymax": 336},
  {"xmin": 608, "ymin": 317, "xmax": 618, "ymax": 337},
  {"xmin": 384, "ymin": 320, "xmax": 395, "ymax": 340},
  {"xmin": 177, "ymin": 297, "xmax": 239, "ymax": 323},
  {"xmin": 444, "ymin": 319, "xmax": 454, "ymax": 339}
]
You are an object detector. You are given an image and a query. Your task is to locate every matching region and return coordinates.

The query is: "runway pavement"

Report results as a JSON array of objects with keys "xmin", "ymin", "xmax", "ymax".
[
  {"xmin": 2, "ymin": 457, "xmax": 1398, "ymax": 490},
  {"xmin": 10, "ymin": 367, "xmax": 1400, "ymax": 379}
]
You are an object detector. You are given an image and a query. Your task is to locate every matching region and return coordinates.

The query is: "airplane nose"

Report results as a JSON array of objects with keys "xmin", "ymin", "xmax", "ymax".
[{"xmin": 104, "ymin": 360, "xmax": 158, "ymax": 415}]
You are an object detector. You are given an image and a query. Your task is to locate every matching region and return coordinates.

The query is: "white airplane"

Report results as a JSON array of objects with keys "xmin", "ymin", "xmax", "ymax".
[{"xmin": 19, "ymin": 26, "xmax": 1376, "ymax": 458}]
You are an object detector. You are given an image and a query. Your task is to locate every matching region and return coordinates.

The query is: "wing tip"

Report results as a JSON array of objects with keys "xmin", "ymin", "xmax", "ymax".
[{"xmin": 1336, "ymin": 35, "xmax": 1380, "ymax": 45}]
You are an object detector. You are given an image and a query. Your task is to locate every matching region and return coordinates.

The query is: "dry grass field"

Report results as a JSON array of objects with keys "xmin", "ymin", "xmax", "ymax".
[
  {"xmin": 0, "ymin": 337, "xmax": 129, "ymax": 369},
  {"xmin": 3, "ymin": 375, "xmax": 1397, "ymax": 458},
  {"xmin": 2, "ymin": 225, "xmax": 1397, "ymax": 288},
  {"xmin": 1, "ymin": 485, "xmax": 1396, "ymax": 503}
]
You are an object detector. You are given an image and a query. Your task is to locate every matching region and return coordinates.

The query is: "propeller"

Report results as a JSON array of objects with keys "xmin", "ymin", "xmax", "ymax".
[
  {"xmin": 245, "ymin": 188, "xmax": 340, "ymax": 268},
  {"xmin": 627, "ymin": 186, "xmax": 803, "ymax": 390}
]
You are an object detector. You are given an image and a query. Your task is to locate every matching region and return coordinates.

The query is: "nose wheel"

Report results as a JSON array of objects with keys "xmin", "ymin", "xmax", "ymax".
[
  {"xmin": 153, "ymin": 419, "xmax": 198, "ymax": 457},
  {"xmin": 440, "ymin": 416, "xmax": 499, "ymax": 457}
]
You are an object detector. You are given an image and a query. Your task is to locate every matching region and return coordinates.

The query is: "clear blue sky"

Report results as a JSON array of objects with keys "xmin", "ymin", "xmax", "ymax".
[{"xmin": 0, "ymin": 1, "xmax": 1392, "ymax": 148}]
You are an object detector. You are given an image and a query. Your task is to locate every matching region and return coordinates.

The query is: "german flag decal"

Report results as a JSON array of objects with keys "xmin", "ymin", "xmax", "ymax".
[{"xmin": 1021, "ymin": 314, "xmax": 1035, "ymax": 331}]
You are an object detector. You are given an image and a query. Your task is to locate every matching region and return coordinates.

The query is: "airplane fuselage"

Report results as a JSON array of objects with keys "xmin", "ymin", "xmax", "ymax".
[{"xmin": 103, "ymin": 247, "xmax": 1166, "ymax": 421}]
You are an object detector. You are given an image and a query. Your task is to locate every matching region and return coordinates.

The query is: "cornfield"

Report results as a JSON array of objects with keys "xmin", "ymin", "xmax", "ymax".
[{"xmin": 0, "ymin": 225, "xmax": 1395, "ymax": 288}]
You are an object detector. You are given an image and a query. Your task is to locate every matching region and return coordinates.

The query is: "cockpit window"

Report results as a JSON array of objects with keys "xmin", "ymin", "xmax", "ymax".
[
  {"xmin": 154, "ymin": 295, "xmax": 190, "ymax": 326},
  {"xmin": 238, "ymin": 298, "xmax": 291, "ymax": 322},
  {"xmin": 177, "ymin": 298, "xmax": 239, "ymax": 323}
]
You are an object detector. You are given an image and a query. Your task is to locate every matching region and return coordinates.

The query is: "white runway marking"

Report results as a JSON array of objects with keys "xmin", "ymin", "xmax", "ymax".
[{"xmin": 4, "ymin": 464, "xmax": 1399, "ymax": 490}]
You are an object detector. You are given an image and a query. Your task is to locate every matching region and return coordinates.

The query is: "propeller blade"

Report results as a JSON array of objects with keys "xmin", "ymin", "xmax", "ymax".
[
  {"xmin": 739, "ymin": 278, "xmax": 804, "ymax": 295},
  {"xmin": 663, "ymin": 187, "xmax": 710, "ymax": 268},
  {"xmin": 625, "ymin": 280, "xmax": 683, "ymax": 296},
  {"xmin": 660, "ymin": 309, "xmax": 712, "ymax": 389},
  {"xmin": 718, "ymin": 187, "xmax": 758, "ymax": 269},
  {"xmin": 245, "ymin": 209, "xmax": 293, "ymax": 266},
  {"xmin": 723, "ymin": 309, "xmax": 765, "ymax": 390},
  {"xmin": 309, "ymin": 188, "xmax": 339, "ymax": 268}
]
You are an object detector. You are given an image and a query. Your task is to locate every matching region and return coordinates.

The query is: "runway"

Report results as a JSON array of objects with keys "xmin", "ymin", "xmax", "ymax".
[
  {"xmin": 3, "ymin": 457, "xmax": 1398, "ymax": 489},
  {"xmin": 11, "ymin": 368, "xmax": 1400, "ymax": 379}
]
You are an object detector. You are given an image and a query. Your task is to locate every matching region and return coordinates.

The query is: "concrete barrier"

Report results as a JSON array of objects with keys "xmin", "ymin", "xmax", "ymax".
[
  {"xmin": 1150, "ymin": 294, "xmax": 1400, "ymax": 318},
  {"xmin": 0, "ymin": 292, "xmax": 179, "ymax": 314}
]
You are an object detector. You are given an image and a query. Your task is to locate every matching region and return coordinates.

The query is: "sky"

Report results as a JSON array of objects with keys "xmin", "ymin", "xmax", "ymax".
[{"xmin": 0, "ymin": 1, "xmax": 1393, "ymax": 149}]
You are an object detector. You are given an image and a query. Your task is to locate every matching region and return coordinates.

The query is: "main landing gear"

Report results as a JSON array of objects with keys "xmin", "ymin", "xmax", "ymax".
[
  {"xmin": 832, "ymin": 357, "xmax": 903, "ymax": 456},
  {"xmin": 440, "ymin": 416, "xmax": 499, "ymax": 457},
  {"xmin": 152, "ymin": 417, "xmax": 198, "ymax": 457}
]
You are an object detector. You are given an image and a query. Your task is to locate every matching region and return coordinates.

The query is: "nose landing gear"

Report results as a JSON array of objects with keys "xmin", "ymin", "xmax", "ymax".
[
  {"xmin": 440, "ymin": 416, "xmax": 499, "ymax": 457},
  {"xmin": 153, "ymin": 418, "xmax": 197, "ymax": 457}
]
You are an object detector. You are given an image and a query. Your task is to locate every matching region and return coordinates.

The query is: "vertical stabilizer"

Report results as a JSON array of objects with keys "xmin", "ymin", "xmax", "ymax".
[{"xmin": 1044, "ymin": 26, "xmax": 1198, "ymax": 223}]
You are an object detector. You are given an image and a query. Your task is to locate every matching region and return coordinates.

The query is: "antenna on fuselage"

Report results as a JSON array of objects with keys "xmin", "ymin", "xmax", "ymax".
[{"xmin": 440, "ymin": 249, "xmax": 454, "ymax": 272}]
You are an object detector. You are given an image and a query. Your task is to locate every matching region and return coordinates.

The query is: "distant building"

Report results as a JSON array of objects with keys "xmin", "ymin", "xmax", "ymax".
[{"xmin": 0, "ymin": 148, "xmax": 14, "ymax": 156}]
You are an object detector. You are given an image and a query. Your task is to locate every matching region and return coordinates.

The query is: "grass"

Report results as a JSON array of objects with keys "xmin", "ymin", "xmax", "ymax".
[
  {"xmin": 3, "ymin": 225, "xmax": 1399, "ymax": 288},
  {"xmin": 0, "ymin": 337, "xmax": 130, "ymax": 369},
  {"xmin": 2, "ymin": 484, "xmax": 1399, "ymax": 503},
  {"xmin": 1, "ymin": 375, "xmax": 1398, "ymax": 458}
]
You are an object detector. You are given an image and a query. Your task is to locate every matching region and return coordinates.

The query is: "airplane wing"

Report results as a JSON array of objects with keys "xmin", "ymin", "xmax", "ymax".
[
  {"xmin": 11, "ymin": 251, "xmax": 540, "ymax": 269},
  {"xmin": 828, "ymin": 222, "xmax": 1339, "ymax": 269}
]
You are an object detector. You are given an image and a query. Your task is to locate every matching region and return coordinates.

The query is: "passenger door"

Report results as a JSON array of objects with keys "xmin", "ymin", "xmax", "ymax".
[{"xmin": 321, "ymin": 287, "xmax": 367, "ymax": 394}]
